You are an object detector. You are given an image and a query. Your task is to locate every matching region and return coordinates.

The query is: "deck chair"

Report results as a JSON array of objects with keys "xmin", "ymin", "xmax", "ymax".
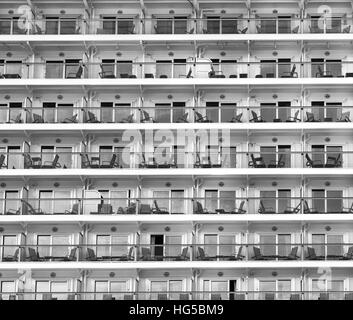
[
  {"xmin": 306, "ymin": 247, "xmax": 325, "ymax": 260},
  {"xmin": 230, "ymin": 246, "xmax": 245, "ymax": 261},
  {"xmin": 303, "ymin": 200, "xmax": 319, "ymax": 214},
  {"xmin": 66, "ymin": 65, "xmax": 83, "ymax": 79},
  {"xmin": 325, "ymin": 154, "xmax": 342, "ymax": 168},
  {"xmin": 282, "ymin": 247, "xmax": 299, "ymax": 260},
  {"xmin": 286, "ymin": 110, "xmax": 300, "ymax": 122},
  {"xmin": 119, "ymin": 246, "xmax": 134, "ymax": 261},
  {"xmin": 119, "ymin": 114, "xmax": 134, "ymax": 123},
  {"xmin": 117, "ymin": 202, "xmax": 137, "ymax": 215},
  {"xmin": 197, "ymin": 247, "xmax": 214, "ymax": 260},
  {"xmin": 23, "ymin": 153, "xmax": 42, "ymax": 169},
  {"xmin": 252, "ymin": 247, "xmax": 274, "ymax": 260},
  {"xmin": 343, "ymin": 203, "xmax": 353, "ymax": 213},
  {"xmin": 187, "ymin": 28, "xmax": 195, "ymax": 34},
  {"xmin": 248, "ymin": 154, "xmax": 266, "ymax": 168},
  {"xmin": 237, "ymin": 27, "xmax": 248, "ymax": 34},
  {"xmin": 192, "ymin": 200, "xmax": 209, "ymax": 214},
  {"xmin": 305, "ymin": 112, "xmax": 320, "ymax": 122},
  {"xmin": 98, "ymin": 204, "xmax": 113, "ymax": 214},
  {"xmin": 140, "ymin": 109, "xmax": 155, "ymax": 123},
  {"xmin": 233, "ymin": 201, "xmax": 247, "ymax": 214},
  {"xmin": 41, "ymin": 154, "xmax": 61, "ymax": 168},
  {"xmin": 281, "ymin": 64, "xmax": 298, "ymax": 78},
  {"xmin": 316, "ymin": 65, "xmax": 333, "ymax": 78},
  {"xmin": 100, "ymin": 154, "xmax": 118, "ymax": 168},
  {"xmin": 21, "ymin": 200, "xmax": 45, "ymax": 215},
  {"xmin": 283, "ymin": 202, "xmax": 301, "ymax": 214},
  {"xmin": 250, "ymin": 110, "xmax": 265, "ymax": 122},
  {"xmin": 230, "ymin": 113, "xmax": 242, "ymax": 123},
  {"xmin": 0, "ymin": 154, "xmax": 6, "ymax": 169},
  {"xmin": 179, "ymin": 293, "xmax": 189, "ymax": 300},
  {"xmin": 63, "ymin": 248, "xmax": 77, "ymax": 261},
  {"xmin": 86, "ymin": 248, "xmax": 98, "ymax": 261},
  {"xmin": 265, "ymin": 293, "xmax": 275, "ymax": 300},
  {"xmin": 140, "ymin": 247, "xmax": 153, "ymax": 261},
  {"xmin": 139, "ymin": 204, "xmax": 152, "ymax": 214},
  {"xmin": 64, "ymin": 203, "xmax": 79, "ymax": 215},
  {"xmin": 292, "ymin": 25, "xmax": 300, "ymax": 34},
  {"xmin": 176, "ymin": 112, "xmax": 189, "ymax": 123},
  {"xmin": 6, "ymin": 113, "xmax": 22, "ymax": 123},
  {"xmin": 258, "ymin": 200, "xmax": 276, "ymax": 214},
  {"xmin": 305, "ymin": 154, "xmax": 324, "ymax": 168},
  {"xmin": 33, "ymin": 113, "xmax": 45, "ymax": 123},
  {"xmin": 211, "ymin": 294, "xmax": 222, "ymax": 300},
  {"xmin": 152, "ymin": 200, "xmax": 169, "ymax": 214},
  {"xmin": 319, "ymin": 293, "xmax": 329, "ymax": 300},
  {"xmin": 3, "ymin": 248, "xmax": 19, "ymax": 262},
  {"xmin": 337, "ymin": 111, "xmax": 351, "ymax": 122},
  {"xmin": 193, "ymin": 109, "xmax": 212, "ymax": 123},
  {"xmin": 80, "ymin": 153, "xmax": 91, "ymax": 168},
  {"xmin": 180, "ymin": 68, "xmax": 193, "ymax": 78},
  {"xmin": 290, "ymin": 294, "xmax": 301, "ymax": 300},
  {"xmin": 158, "ymin": 294, "xmax": 168, "ymax": 300},
  {"xmin": 341, "ymin": 246, "xmax": 353, "ymax": 260},
  {"xmin": 176, "ymin": 247, "xmax": 189, "ymax": 261},
  {"xmin": 343, "ymin": 25, "xmax": 351, "ymax": 33},
  {"xmin": 26, "ymin": 247, "xmax": 43, "ymax": 261},
  {"xmin": 99, "ymin": 64, "xmax": 116, "ymax": 78},
  {"xmin": 61, "ymin": 114, "xmax": 78, "ymax": 123},
  {"xmin": 85, "ymin": 110, "xmax": 100, "ymax": 123}
]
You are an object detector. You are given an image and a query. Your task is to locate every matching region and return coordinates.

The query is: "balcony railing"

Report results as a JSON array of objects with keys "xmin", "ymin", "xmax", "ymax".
[
  {"xmin": 1, "ymin": 60, "xmax": 353, "ymax": 80},
  {"xmin": 1, "ymin": 105, "xmax": 352, "ymax": 124},
  {"xmin": 1, "ymin": 17, "xmax": 352, "ymax": 35},
  {"xmin": 1, "ymin": 289, "xmax": 352, "ymax": 300},
  {"xmin": 1, "ymin": 196, "xmax": 353, "ymax": 216},
  {"xmin": 1, "ymin": 242, "xmax": 353, "ymax": 262},
  {"xmin": 0, "ymin": 150, "xmax": 349, "ymax": 170}
]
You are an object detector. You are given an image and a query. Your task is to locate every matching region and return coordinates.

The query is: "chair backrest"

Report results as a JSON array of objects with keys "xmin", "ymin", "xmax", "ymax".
[
  {"xmin": 127, "ymin": 246, "xmax": 134, "ymax": 259},
  {"xmin": 52, "ymin": 154, "xmax": 59, "ymax": 167},
  {"xmin": 259, "ymin": 200, "xmax": 265, "ymax": 213},
  {"xmin": 76, "ymin": 65, "xmax": 83, "ymax": 78},
  {"xmin": 142, "ymin": 110, "xmax": 150, "ymax": 121},
  {"xmin": 241, "ymin": 27, "xmax": 248, "ymax": 34},
  {"xmin": 126, "ymin": 114, "xmax": 134, "ymax": 122},
  {"xmin": 194, "ymin": 110, "xmax": 203, "ymax": 121},
  {"xmin": 71, "ymin": 203, "xmax": 79, "ymax": 214},
  {"xmin": 33, "ymin": 113, "xmax": 44, "ymax": 123},
  {"xmin": 290, "ymin": 64, "xmax": 296, "ymax": 75},
  {"xmin": 238, "ymin": 200, "xmax": 245, "ymax": 213},
  {"xmin": 0, "ymin": 154, "xmax": 5, "ymax": 167},
  {"xmin": 124, "ymin": 294, "xmax": 134, "ymax": 300},
  {"xmin": 141, "ymin": 247, "xmax": 151, "ymax": 259},
  {"xmin": 317, "ymin": 65, "xmax": 323, "ymax": 76},
  {"xmin": 306, "ymin": 112, "xmax": 315, "ymax": 121},
  {"xmin": 236, "ymin": 246, "xmax": 243, "ymax": 259},
  {"xmin": 234, "ymin": 113, "xmax": 242, "ymax": 122},
  {"xmin": 251, "ymin": 110, "xmax": 258, "ymax": 120},
  {"xmin": 14, "ymin": 113, "xmax": 22, "ymax": 123},
  {"xmin": 139, "ymin": 204, "xmax": 151, "ymax": 214},
  {"xmin": 293, "ymin": 110, "xmax": 300, "ymax": 120},
  {"xmin": 347, "ymin": 246, "xmax": 353, "ymax": 258},
  {"xmin": 87, "ymin": 247, "xmax": 96, "ymax": 259},
  {"xmin": 28, "ymin": 247, "xmax": 38, "ymax": 260},
  {"xmin": 307, "ymin": 246, "xmax": 316, "ymax": 258},
  {"xmin": 88, "ymin": 111, "xmax": 97, "ymax": 121},
  {"xmin": 68, "ymin": 248, "xmax": 77, "ymax": 260},
  {"xmin": 186, "ymin": 68, "xmax": 192, "ymax": 78},
  {"xmin": 303, "ymin": 200, "xmax": 310, "ymax": 212},
  {"xmin": 198, "ymin": 247, "xmax": 206, "ymax": 259},
  {"xmin": 158, "ymin": 294, "xmax": 168, "ymax": 300},
  {"xmin": 13, "ymin": 248, "xmax": 19, "ymax": 260},
  {"xmin": 235, "ymin": 293, "xmax": 245, "ymax": 300},
  {"xmin": 180, "ymin": 247, "xmax": 188, "ymax": 259},
  {"xmin": 292, "ymin": 25, "xmax": 299, "ymax": 33},
  {"xmin": 109, "ymin": 154, "xmax": 117, "ymax": 166},
  {"xmin": 340, "ymin": 111, "xmax": 350, "ymax": 121},
  {"xmin": 343, "ymin": 25, "xmax": 351, "ymax": 33},
  {"xmin": 265, "ymin": 293, "xmax": 275, "ymax": 300},
  {"xmin": 211, "ymin": 294, "xmax": 221, "ymax": 300},
  {"xmin": 288, "ymin": 246, "xmax": 298, "ymax": 258},
  {"xmin": 153, "ymin": 200, "xmax": 160, "ymax": 211},
  {"xmin": 197, "ymin": 201, "xmax": 204, "ymax": 213},
  {"xmin": 253, "ymin": 246, "xmax": 262, "ymax": 258},
  {"xmin": 305, "ymin": 154, "xmax": 313, "ymax": 165}
]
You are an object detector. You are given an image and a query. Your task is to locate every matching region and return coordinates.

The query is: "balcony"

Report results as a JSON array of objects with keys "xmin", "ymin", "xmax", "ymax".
[
  {"xmin": 0, "ymin": 16, "xmax": 352, "ymax": 35},
  {"xmin": 1, "ymin": 105, "xmax": 352, "ymax": 124},
  {"xmin": 1, "ymin": 242, "xmax": 353, "ymax": 262},
  {"xmin": 1, "ymin": 60, "xmax": 353, "ymax": 80}
]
